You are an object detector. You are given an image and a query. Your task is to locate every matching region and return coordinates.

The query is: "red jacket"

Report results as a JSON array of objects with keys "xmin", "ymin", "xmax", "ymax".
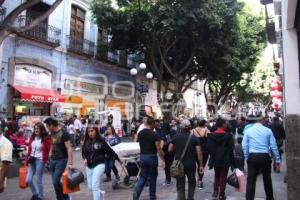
[{"xmin": 26, "ymin": 136, "xmax": 51, "ymax": 165}]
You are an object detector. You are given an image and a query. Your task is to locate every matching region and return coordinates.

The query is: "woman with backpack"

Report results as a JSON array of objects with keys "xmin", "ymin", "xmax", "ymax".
[
  {"xmin": 192, "ymin": 119, "xmax": 210, "ymax": 189},
  {"xmin": 25, "ymin": 122, "xmax": 51, "ymax": 200}
]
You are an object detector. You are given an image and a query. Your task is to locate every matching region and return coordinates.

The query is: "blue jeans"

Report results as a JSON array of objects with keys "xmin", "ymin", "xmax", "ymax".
[
  {"xmin": 86, "ymin": 164, "xmax": 106, "ymax": 200},
  {"xmin": 105, "ymin": 158, "xmax": 119, "ymax": 178},
  {"xmin": 26, "ymin": 159, "xmax": 45, "ymax": 199},
  {"xmin": 49, "ymin": 159, "xmax": 69, "ymax": 200},
  {"xmin": 135, "ymin": 154, "xmax": 158, "ymax": 200}
]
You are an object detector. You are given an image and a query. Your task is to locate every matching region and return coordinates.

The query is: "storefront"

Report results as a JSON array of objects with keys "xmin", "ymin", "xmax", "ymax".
[
  {"xmin": 60, "ymin": 75, "xmax": 105, "ymax": 119},
  {"xmin": 8, "ymin": 58, "xmax": 65, "ymax": 119},
  {"xmin": 105, "ymin": 84, "xmax": 134, "ymax": 120}
]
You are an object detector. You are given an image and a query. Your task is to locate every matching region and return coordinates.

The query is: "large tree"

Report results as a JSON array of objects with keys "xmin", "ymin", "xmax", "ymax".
[
  {"xmin": 92, "ymin": 0, "xmax": 266, "ymax": 117},
  {"xmin": 204, "ymin": 5, "xmax": 266, "ymax": 113},
  {"xmin": 0, "ymin": 0, "xmax": 63, "ymax": 44}
]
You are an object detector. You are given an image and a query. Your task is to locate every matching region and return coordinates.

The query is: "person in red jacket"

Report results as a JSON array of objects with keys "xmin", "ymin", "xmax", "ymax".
[{"xmin": 26, "ymin": 122, "xmax": 51, "ymax": 200}]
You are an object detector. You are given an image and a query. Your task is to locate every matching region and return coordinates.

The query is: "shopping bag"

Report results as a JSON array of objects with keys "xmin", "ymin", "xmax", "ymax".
[
  {"xmin": 68, "ymin": 168, "xmax": 84, "ymax": 189},
  {"xmin": 19, "ymin": 166, "xmax": 28, "ymax": 189},
  {"xmin": 62, "ymin": 170, "xmax": 80, "ymax": 194},
  {"xmin": 227, "ymin": 171, "xmax": 239, "ymax": 188},
  {"xmin": 235, "ymin": 169, "xmax": 246, "ymax": 193}
]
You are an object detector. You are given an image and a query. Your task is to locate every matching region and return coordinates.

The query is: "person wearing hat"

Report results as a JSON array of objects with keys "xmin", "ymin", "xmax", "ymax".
[
  {"xmin": 242, "ymin": 113, "xmax": 281, "ymax": 200},
  {"xmin": 168, "ymin": 119, "xmax": 203, "ymax": 200}
]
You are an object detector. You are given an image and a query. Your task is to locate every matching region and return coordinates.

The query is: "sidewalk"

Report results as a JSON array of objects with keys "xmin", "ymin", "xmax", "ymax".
[{"xmin": 0, "ymin": 148, "xmax": 287, "ymax": 200}]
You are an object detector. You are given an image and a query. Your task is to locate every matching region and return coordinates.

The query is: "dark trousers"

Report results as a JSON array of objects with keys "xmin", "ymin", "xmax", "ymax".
[
  {"xmin": 49, "ymin": 159, "xmax": 69, "ymax": 200},
  {"xmin": 135, "ymin": 154, "xmax": 158, "ymax": 200},
  {"xmin": 197, "ymin": 153, "xmax": 209, "ymax": 181},
  {"xmin": 246, "ymin": 153, "xmax": 274, "ymax": 200},
  {"xmin": 213, "ymin": 167, "xmax": 229, "ymax": 195},
  {"xmin": 164, "ymin": 153, "xmax": 174, "ymax": 183},
  {"xmin": 105, "ymin": 158, "xmax": 119, "ymax": 178},
  {"xmin": 176, "ymin": 168, "xmax": 196, "ymax": 200}
]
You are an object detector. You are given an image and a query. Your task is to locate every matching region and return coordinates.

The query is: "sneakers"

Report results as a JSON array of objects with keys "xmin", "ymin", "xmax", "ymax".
[
  {"xmin": 212, "ymin": 192, "xmax": 218, "ymax": 199},
  {"xmin": 163, "ymin": 181, "xmax": 173, "ymax": 186},
  {"xmin": 75, "ymin": 147, "xmax": 81, "ymax": 151},
  {"xmin": 219, "ymin": 194, "xmax": 226, "ymax": 200},
  {"xmin": 197, "ymin": 181, "xmax": 204, "ymax": 189}
]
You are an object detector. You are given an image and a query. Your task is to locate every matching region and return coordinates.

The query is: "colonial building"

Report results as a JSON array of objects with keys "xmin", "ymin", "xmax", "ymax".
[{"xmin": 0, "ymin": 0, "xmax": 136, "ymax": 121}]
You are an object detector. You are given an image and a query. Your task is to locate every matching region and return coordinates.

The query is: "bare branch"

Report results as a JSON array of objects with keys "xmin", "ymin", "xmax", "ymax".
[
  {"xmin": 2, "ymin": 0, "xmax": 40, "ymax": 27},
  {"xmin": 179, "ymin": 52, "xmax": 194, "ymax": 75},
  {"xmin": 158, "ymin": 46, "xmax": 178, "ymax": 79},
  {"xmin": 0, "ymin": 0, "xmax": 5, "ymax": 7},
  {"xmin": 14, "ymin": 0, "xmax": 63, "ymax": 33}
]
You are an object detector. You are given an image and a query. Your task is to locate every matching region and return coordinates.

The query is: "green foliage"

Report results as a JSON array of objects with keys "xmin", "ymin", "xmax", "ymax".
[
  {"xmin": 91, "ymin": 0, "xmax": 266, "ymax": 108},
  {"xmin": 205, "ymin": 4, "xmax": 266, "ymax": 107},
  {"xmin": 235, "ymin": 46, "xmax": 274, "ymax": 105}
]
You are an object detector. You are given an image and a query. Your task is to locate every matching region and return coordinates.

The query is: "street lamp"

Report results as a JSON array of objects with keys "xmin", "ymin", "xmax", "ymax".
[{"xmin": 130, "ymin": 63, "xmax": 153, "ymax": 118}]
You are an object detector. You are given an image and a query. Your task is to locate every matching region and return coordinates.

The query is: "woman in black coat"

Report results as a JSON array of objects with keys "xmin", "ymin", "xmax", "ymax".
[{"xmin": 207, "ymin": 118, "xmax": 234, "ymax": 200}]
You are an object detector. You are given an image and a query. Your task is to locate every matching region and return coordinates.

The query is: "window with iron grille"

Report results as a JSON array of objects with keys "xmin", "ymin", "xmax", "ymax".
[{"xmin": 26, "ymin": 2, "xmax": 50, "ymax": 41}]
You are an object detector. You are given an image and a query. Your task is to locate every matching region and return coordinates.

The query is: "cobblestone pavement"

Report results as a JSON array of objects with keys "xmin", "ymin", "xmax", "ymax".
[{"xmin": 0, "ymin": 142, "xmax": 287, "ymax": 200}]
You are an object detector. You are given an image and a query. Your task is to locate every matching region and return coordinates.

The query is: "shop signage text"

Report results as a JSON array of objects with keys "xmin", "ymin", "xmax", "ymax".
[
  {"xmin": 64, "ymin": 79, "xmax": 104, "ymax": 94},
  {"xmin": 14, "ymin": 65, "xmax": 52, "ymax": 89}
]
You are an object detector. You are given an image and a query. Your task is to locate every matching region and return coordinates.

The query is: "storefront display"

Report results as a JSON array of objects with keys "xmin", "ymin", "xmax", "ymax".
[{"xmin": 9, "ymin": 63, "xmax": 64, "ymax": 118}]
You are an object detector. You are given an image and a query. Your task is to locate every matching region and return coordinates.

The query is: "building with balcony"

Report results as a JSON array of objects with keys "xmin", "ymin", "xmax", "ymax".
[
  {"xmin": 280, "ymin": 0, "xmax": 300, "ymax": 199},
  {"xmin": 0, "ymin": 0, "xmax": 135, "ymax": 121}
]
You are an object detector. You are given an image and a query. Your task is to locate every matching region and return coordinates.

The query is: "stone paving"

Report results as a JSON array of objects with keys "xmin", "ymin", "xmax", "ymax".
[{"xmin": 0, "ymin": 142, "xmax": 287, "ymax": 200}]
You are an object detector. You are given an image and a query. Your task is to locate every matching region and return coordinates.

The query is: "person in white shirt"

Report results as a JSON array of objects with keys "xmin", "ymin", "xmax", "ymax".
[
  {"xmin": 134, "ymin": 117, "xmax": 148, "ymax": 142},
  {"xmin": 0, "ymin": 122, "xmax": 13, "ymax": 193},
  {"xmin": 73, "ymin": 115, "xmax": 82, "ymax": 147},
  {"xmin": 67, "ymin": 118, "xmax": 77, "ymax": 148}
]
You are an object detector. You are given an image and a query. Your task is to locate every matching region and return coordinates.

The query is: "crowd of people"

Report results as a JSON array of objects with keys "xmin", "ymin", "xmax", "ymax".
[
  {"xmin": 0, "ymin": 112, "xmax": 286, "ymax": 200},
  {"xmin": 132, "ymin": 114, "xmax": 285, "ymax": 200}
]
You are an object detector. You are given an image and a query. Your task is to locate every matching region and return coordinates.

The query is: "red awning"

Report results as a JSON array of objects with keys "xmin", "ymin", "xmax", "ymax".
[{"xmin": 13, "ymin": 85, "xmax": 65, "ymax": 103}]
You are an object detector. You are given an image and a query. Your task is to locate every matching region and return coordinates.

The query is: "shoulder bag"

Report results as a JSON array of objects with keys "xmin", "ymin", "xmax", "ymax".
[{"xmin": 170, "ymin": 133, "xmax": 192, "ymax": 178}]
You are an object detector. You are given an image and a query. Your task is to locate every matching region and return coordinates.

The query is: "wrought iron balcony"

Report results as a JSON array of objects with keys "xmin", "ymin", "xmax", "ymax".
[
  {"xmin": 66, "ymin": 35, "xmax": 95, "ymax": 56},
  {"xmin": 16, "ymin": 15, "xmax": 61, "ymax": 47},
  {"xmin": 0, "ymin": 7, "xmax": 6, "ymax": 24}
]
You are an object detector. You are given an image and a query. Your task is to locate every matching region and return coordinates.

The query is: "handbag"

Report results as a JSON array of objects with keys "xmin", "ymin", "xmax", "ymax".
[
  {"xmin": 170, "ymin": 133, "xmax": 192, "ymax": 178},
  {"xmin": 227, "ymin": 170, "xmax": 239, "ymax": 188},
  {"xmin": 67, "ymin": 168, "xmax": 85, "ymax": 189}
]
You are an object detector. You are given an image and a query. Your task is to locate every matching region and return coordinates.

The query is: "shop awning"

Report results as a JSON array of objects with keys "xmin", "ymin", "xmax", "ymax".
[{"xmin": 13, "ymin": 85, "xmax": 65, "ymax": 103}]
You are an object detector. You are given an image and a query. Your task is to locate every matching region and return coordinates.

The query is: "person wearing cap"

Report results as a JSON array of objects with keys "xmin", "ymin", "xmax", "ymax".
[
  {"xmin": 0, "ymin": 122, "xmax": 13, "ymax": 193},
  {"xmin": 207, "ymin": 118, "xmax": 234, "ymax": 200},
  {"xmin": 242, "ymin": 114, "xmax": 281, "ymax": 200},
  {"xmin": 168, "ymin": 119, "xmax": 203, "ymax": 200}
]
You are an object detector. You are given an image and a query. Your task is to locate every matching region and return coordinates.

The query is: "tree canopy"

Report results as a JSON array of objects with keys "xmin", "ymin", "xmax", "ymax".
[{"xmin": 91, "ymin": 0, "xmax": 266, "ymax": 115}]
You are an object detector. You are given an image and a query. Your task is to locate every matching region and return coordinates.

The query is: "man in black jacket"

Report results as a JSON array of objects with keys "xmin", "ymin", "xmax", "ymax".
[{"xmin": 207, "ymin": 118, "xmax": 234, "ymax": 200}]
